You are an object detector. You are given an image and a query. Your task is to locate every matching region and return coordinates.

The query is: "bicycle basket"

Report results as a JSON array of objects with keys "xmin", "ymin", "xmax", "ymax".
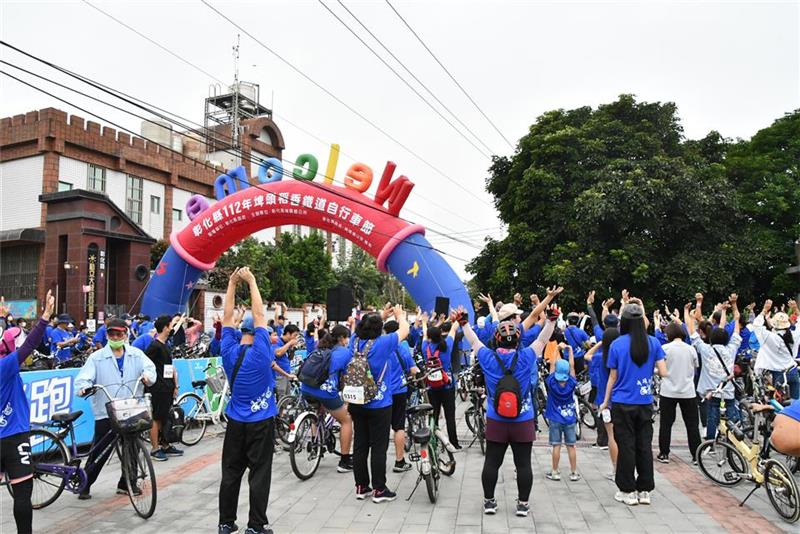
[
  {"xmin": 206, "ymin": 371, "xmax": 227, "ymax": 394},
  {"xmin": 106, "ymin": 397, "xmax": 153, "ymax": 434}
]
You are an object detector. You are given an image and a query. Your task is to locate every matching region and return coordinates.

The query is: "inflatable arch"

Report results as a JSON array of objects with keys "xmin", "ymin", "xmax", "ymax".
[{"xmin": 141, "ymin": 163, "xmax": 474, "ymax": 321}]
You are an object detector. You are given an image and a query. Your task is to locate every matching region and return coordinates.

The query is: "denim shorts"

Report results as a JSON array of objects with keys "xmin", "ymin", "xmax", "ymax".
[{"xmin": 548, "ymin": 421, "xmax": 577, "ymax": 446}]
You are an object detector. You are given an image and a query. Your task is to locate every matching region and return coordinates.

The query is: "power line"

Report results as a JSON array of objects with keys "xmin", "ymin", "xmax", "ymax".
[
  {"xmin": 385, "ymin": 0, "xmax": 515, "ymax": 150},
  {"xmin": 1, "ymin": 67, "xmax": 478, "ymax": 261},
  {"xmin": 199, "ymin": 0, "xmax": 493, "ymax": 207},
  {"xmin": 319, "ymin": 0, "xmax": 493, "ymax": 157}
]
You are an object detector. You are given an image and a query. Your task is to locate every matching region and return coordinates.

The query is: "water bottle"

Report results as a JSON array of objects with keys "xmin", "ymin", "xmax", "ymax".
[
  {"xmin": 769, "ymin": 399, "xmax": 784, "ymax": 413},
  {"xmin": 601, "ymin": 408, "xmax": 611, "ymax": 423}
]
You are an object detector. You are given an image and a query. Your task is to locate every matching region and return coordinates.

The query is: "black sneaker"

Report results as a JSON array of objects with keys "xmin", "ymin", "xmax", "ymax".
[
  {"xmin": 163, "ymin": 445, "xmax": 184, "ymax": 456},
  {"xmin": 355, "ymin": 485, "xmax": 372, "ymax": 500},
  {"xmin": 656, "ymin": 453, "xmax": 670, "ymax": 464},
  {"xmin": 218, "ymin": 523, "xmax": 239, "ymax": 534},
  {"xmin": 78, "ymin": 491, "xmax": 91, "ymax": 500},
  {"xmin": 337, "ymin": 457, "xmax": 353, "ymax": 473},
  {"xmin": 117, "ymin": 486, "xmax": 142, "ymax": 496},
  {"xmin": 484, "ymin": 498, "xmax": 498, "ymax": 515},
  {"xmin": 516, "ymin": 500, "xmax": 530, "ymax": 517},
  {"xmin": 244, "ymin": 528, "xmax": 272, "ymax": 534},
  {"xmin": 393, "ymin": 460, "xmax": 412, "ymax": 473},
  {"xmin": 372, "ymin": 488, "xmax": 397, "ymax": 503}
]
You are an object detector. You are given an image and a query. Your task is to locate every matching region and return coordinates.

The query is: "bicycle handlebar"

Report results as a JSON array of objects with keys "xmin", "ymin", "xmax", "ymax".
[{"xmin": 81, "ymin": 378, "xmax": 146, "ymax": 400}]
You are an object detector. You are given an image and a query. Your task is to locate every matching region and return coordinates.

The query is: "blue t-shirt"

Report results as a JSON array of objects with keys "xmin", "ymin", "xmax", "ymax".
[
  {"xmin": 349, "ymin": 333, "xmax": 399, "ymax": 409},
  {"xmin": 132, "ymin": 333, "xmax": 154, "ymax": 353},
  {"xmin": 388, "ymin": 341, "xmax": 416, "ymax": 395},
  {"xmin": 50, "ymin": 327, "xmax": 74, "ymax": 361},
  {"xmin": 520, "ymin": 323, "xmax": 542, "ymax": 348},
  {"xmin": 115, "ymin": 355, "xmax": 125, "ymax": 375},
  {"xmin": 76, "ymin": 332, "xmax": 90, "ymax": 351},
  {"xmin": 476, "ymin": 320, "xmax": 496, "ymax": 346},
  {"xmin": 545, "ymin": 374, "xmax": 578, "ymax": 425},
  {"xmin": 93, "ymin": 325, "xmax": 107, "ymax": 347},
  {"xmin": 300, "ymin": 345, "xmax": 352, "ymax": 400},
  {"xmin": 408, "ymin": 325, "xmax": 422, "ymax": 349},
  {"xmin": 221, "ymin": 326, "xmax": 276, "ymax": 422},
  {"xmin": 304, "ymin": 333, "xmax": 317, "ymax": 354},
  {"xmin": 725, "ymin": 322, "xmax": 752, "ymax": 355},
  {"xmin": 607, "ymin": 334, "xmax": 665, "ymax": 405},
  {"xmin": 596, "ymin": 355, "xmax": 612, "ymax": 407},
  {"xmin": 564, "ymin": 325, "xmax": 588, "ymax": 358},
  {"xmin": 422, "ymin": 338, "xmax": 455, "ymax": 391},
  {"xmin": 778, "ymin": 399, "xmax": 800, "ymax": 423},
  {"xmin": 478, "ymin": 346, "xmax": 536, "ymax": 422},
  {"xmin": 0, "ymin": 352, "xmax": 30, "ymax": 438},
  {"xmin": 272, "ymin": 338, "xmax": 292, "ymax": 374}
]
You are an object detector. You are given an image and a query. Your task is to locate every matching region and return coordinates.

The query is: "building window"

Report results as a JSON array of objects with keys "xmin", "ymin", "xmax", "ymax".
[
  {"xmin": 172, "ymin": 208, "xmax": 182, "ymax": 222},
  {"xmin": 293, "ymin": 224, "xmax": 302, "ymax": 235},
  {"xmin": 150, "ymin": 195, "xmax": 161, "ymax": 214},
  {"xmin": 0, "ymin": 245, "xmax": 39, "ymax": 300},
  {"xmin": 57, "ymin": 181, "xmax": 73, "ymax": 192},
  {"xmin": 87, "ymin": 164, "xmax": 106, "ymax": 192},
  {"xmin": 126, "ymin": 175, "xmax": 143, "ymax": 224}
]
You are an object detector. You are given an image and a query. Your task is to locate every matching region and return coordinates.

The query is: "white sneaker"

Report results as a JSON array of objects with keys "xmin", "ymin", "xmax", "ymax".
[
  {"xmin": 614, "ymin": 491, "xmax": 639, "ymax": 506},
  {"xmin": 637, "ymin": 491, "xmax": 651, "ymax": 505}
]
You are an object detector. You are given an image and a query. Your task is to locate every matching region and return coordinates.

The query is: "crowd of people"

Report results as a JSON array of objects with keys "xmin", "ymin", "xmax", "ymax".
[{"xmin": 1, "ymin": 279, "xmax": 799, "ymax": 534}]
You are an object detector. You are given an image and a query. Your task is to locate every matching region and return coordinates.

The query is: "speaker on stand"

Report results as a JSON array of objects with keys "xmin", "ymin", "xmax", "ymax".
[{"xmin": 326, "ymin": 285, "xmax": 354, "ymax": 322}]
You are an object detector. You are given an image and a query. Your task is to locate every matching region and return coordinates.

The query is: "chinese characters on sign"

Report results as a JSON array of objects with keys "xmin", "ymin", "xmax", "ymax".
[{"xmin": 86, "ymin": 244, "xmax": 98, "ymax": 320}]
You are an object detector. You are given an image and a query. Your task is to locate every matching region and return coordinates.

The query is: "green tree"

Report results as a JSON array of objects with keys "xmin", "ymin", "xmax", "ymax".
[
  {"xmin": 335, "ymin": 246, "xmax": 383, "ymax": 307},
  {"xmin": 280, "ymin": 232, "xmax": 335, "ymax": 305},
  {"xmin": 150, "ymin": 239, "xmax": 169, "ymax": 270}
]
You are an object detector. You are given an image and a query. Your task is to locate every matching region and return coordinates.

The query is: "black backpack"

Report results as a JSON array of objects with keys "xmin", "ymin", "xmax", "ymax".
[
  {"xmin": 298, "ymin": 348, "xmax": 333, "ymax": 388},
  {"xmin": 493, "ymin": 351, "xmax": 522, "ymax": 418},
  {"xmin": 163, "ymin": 405, "xmax": 185, "ymax": 443}
]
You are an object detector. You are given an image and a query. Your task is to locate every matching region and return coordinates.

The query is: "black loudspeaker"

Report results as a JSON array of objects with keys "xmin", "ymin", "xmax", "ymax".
[
  {"xmin": 434, "ymin": 296, "xmax": 450, "ymax": 317},
  {"xmin": 134, "ymin": 264, "xmax": 149, "ymax": 282},
  {"xmin": 326, "ymin": 286, "xmax": 354, "ymax": 321}
]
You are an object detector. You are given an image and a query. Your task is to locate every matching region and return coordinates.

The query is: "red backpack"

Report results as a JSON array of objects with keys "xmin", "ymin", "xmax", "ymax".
[
  {"xmin": 493, "ymin": 351, "xmax": 522, "ymax": 418},
  {"xmin": 424, "ymin": 345, "xmax": 451, "ymax": 389}
]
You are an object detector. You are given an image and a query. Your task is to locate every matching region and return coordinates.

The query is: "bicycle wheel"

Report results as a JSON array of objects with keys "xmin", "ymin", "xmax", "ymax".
[
  {"xmin": 424, "ymin": 472, "xmax": 437, "ymax": 503},
  {"xmin": 579, "ymin": 399, "xmax": 597, "ymax": 430},
  {"xmin": 436, "ymin": 439, "xmax": 456, "ymax": 476},
  {"xmin": 404, "ymin": 415, "xmax": 414, "ymax": 453},
  {"xmin": 696, "ymin": 440, "xmax": 747, "ymax": 487},
  {"xmin": 458, "ymin": 385, "xmax": 468, "ymax": 402},
  {"xmin": 537, "ymin": 388, "xmax": 549, "ymax": 428},
  {"xmin": 763, "ymin": 458, "xmax": 800, "ymax": 523},
  {"xmin": 290, "ymin": 414, "xmax": 322, "ymax": 480},
  {"xmin": 177, "ymin": 392, "xmax": 208, "ymax": 446},
  {"xmin": 120, "ymin": 437, "xmax": 157, "ymax": 519},
  {"xmin": 464, "ymin": 405, "xmax": 476, "ymax": 434},
  {"xmin": 276, "ymin": 395, "xmax": 300, "ymax": 446},
  {"xmin": 25, "ymin": 428, "xmax": 69, "ymax": 509}
]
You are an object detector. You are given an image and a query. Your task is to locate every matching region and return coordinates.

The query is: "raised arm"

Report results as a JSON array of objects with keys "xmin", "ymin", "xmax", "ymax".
[
  {"xmin": 523, "ymin": 286, "xmax": 564, "ymax": 330},
  {"xmin": 730, "ymin": 293, "xmax": 740, "ymax": 336},
  {"xmin": 222, "ymin": 268, "xmax": 240, "ymax": 328},
  {"xmin": 239, "ymin": 267, "xmax": 266, "ymax": 329},
  {"xmin": 531, "ymin": 313, "xmax": 557, "ymax": 356},
  {"xmin": 479, "ymin": 293, "xmax": 499, "ymax": 324},
  {"xmin": 447, "ymin": 319, "xmax": 459, "ymax": 339},
  {"xmin": 683, "ymin": 302, "xmax": 696, "ymax": 336},
  {"xmin": 586, "ymin": 291, "xmax": 600, "ymax": 331},
  {"xmin": 395, "ymin": 304, "xmax": 410, "ymax": 341},
  {"xmin": 16, "ymin": 290, "xmax": 54, "ymax": 364}
]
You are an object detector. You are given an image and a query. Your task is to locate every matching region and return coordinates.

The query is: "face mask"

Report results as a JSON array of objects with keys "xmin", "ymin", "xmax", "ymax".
[{"xmin": 107, "ymin": 339, "xmax": 126, "ymax": 349}]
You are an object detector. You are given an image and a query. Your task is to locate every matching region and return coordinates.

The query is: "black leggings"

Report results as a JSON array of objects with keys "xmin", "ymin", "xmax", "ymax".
[
  {"xmin": 13, "ymin": 477, "xmax": 33, "ymax": 534},
  {"xmin": 428, "ymin": 388, "xmax": 459, "ymax": 448},
  {"xmin": 481, "ymin": 441, "xmax": 533, "ymax": 501}
]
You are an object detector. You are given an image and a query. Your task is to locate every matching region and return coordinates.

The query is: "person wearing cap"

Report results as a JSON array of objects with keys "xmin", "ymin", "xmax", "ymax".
[
  {"xmin": 74, "ymin": 317, "xmax": 156, "ymax": 499},
  {"xmin": 461, "ymin": 301, "xmax": 557, "ymax": 518},
  {"xmin": 144, "ymin": 315, "xmax": 183, "ymax": 462},
  {"xmin": 545, "ymin": 343, "xmax": 580, "ymax": 482},
  {"xmin": 0, "ymin": 290, "xmax": 53, "ymax": 534},
  {"xmin": 752, "ymin": 299, "xmax": 800, "ymax": 400},
  {"xmin": 598, "ymin": 299, "xmax": 668, "ymax": 507},
  {"xmin": 272, "ymin": 324, "xmax": 300, "ymax": 399},
  {"xmin": 217, "ymin": 268, "xmax": 276, "ymax": 534},
  {"xmin": 93, "ymin": 316, "xmax": 111, "ymax": 349},
  {"xmin": 50, "ymin": 314, "xmax": 80, "ymax": 363}
]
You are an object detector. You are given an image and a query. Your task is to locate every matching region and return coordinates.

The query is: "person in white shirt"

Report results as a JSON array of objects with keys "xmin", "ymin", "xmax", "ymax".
[
  {"xmin": 656, "ymin": 321, "xmax": 701, "ymax": 464},
  {"xmin": 751, "ymin": 299, "xmax": 800, "ymax": 400}
]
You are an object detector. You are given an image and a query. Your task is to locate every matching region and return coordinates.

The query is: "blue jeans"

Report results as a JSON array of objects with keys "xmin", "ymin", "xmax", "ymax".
[
  {"xmin": 705, "ymin": 397, "xmax": 740, "ymax": 440},
  {"xmin": 771, "ymin": 368, "xmax": 800, "ymax": 400}
]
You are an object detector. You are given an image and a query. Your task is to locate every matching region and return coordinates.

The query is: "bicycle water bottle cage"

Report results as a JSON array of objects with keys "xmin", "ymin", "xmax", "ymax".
[{"xmin": 412, "ymin": 427, "xmax": 432, "ymax": 444}]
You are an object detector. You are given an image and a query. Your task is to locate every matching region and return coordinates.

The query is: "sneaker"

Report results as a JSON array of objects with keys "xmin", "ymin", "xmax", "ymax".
[
  {"xmin": 656, "ymin": 453, "xmax": 669, "ymax": 464},
  {"xmin": 337, "ymin": 457, "xmax": 354, "ymax": 473},
  {"xmin": 515, "ymin": 500, "xmax": 529, "ymax": 517},
  {"xmin": 218, "ymin": 523, "xmax": 239, "ymax": 534},
  {"xmin": 569, "ymin": 472, "xmax": 581, "ymax": 482},
  {"xmin": 355, "ymin": 485, "xmax": 372, "ymax": 500},
  {"xmin": 163, "ymin": 445, "xmax": 184, "ymax": 456},
  {"xmin": 614, "ymin": 491, "xmax": 639, "ymax": 506},
  {"xmin": 545, "ymin": 470, "xmax": 561, "ymax": 481},
  {"xmin": 605, "ymin": 471, "xmax": 616, "ymax": 481},
  {"xmin": 637, "ymin": 491, "xmax": 651, "ymax": 505},
  {"xmin": 116, "ymin": 486, "xmax": 142, "ymax": 496},
  {"xmin": 392, "ymin": 460, "xmax": 412, "ymax": 473},
  {"xmin": 78, "ymin": 491, "xmax": 91, "ymax": 500},
  {"xmin": 150, "ymin": 449, "xmax": 168, "ymax": 462},
  {"xmin": 483, "ymin": 498, "xmax": 498, "ymax": 515},
  {"xmin": 244, "ymin": 528, "xmax": 272, "ymax": 534},
  {"xmin": 372, "ymin": 488, "xmax": 397, "ymax": 503}
]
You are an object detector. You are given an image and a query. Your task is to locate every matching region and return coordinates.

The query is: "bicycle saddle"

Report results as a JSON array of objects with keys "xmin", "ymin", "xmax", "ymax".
[
  {"xmin": 192, "ymin": 380, "xmax": 207, "ymax": 389},
  {"xmin": 51, "ymin": 410, "xmax": 83, "ymax": 424},
  {"xmin": 407, "ymin": 403, "xmax": 434, "ymax": 414}
]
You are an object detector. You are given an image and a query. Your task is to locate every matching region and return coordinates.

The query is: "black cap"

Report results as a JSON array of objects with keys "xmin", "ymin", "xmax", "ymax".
[
  {"xmin": 107, "ymin": 318, "xmax": 129, "ymax": 332},
  {"xmin": 56, "ymin": 314, "xmax": 73, "ymax": 324}
]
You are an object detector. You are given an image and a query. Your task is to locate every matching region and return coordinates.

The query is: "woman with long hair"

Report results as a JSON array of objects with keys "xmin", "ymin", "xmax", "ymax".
[
  {"xmin": 422, "ymin": 322, "xmax": 460, "ymax": 449},
  {"xmin": 599, "ymin": 300, "xmax": 667, "ymax": 506}
]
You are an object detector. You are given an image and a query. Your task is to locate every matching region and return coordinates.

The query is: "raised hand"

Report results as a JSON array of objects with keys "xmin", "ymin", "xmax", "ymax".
[
  {"xmin": 763, "ymin": 299, "xmax": 773, "ymax": 313},
  {"xmin": 728, "ymin": 293, "xmax": 738, "ymax": 304},
  {"xmin": 587, "ymin": 290, "xmax": 595, "ymax": 305},
  {"xmin": 238, "ymin": 267, "xmax": 255, "ymax": 284},
  {"xmin": 478, "ymin": 293, "xmax": 493, "ymax": 304},
  {"xmin": 621, "ymin": 289, "xmax": 630, "ymax": 303},
  {"xmin": 547, "ymin": 286, "xmax": 564, "ymax": 298},
  {"xmin": 42, "ymin": 290, "xmax": 55, "ymax": 319},
  {"xmin": 695, "ymin": 292, "xmax": 704, "ymax": 303},
  {"xmin": 530, "ymin": 294, "xmax": 540, "ymax": 305}
]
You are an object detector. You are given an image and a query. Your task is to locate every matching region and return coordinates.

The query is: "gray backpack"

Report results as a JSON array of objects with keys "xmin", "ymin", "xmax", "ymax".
[{"xmin": 341, "ymin": 339, "xmax": 385, "ymax": 405}]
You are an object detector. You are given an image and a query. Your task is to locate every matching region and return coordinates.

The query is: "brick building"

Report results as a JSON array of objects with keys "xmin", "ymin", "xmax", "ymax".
[{"xmin": 0, "ymin": 107, "xmax": 284, "ymax": 321}]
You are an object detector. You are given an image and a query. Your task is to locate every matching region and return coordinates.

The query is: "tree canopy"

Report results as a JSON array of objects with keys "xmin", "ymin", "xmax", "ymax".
[{"xmin": 467, "ymin": 96, "xmax": 799, "ymax": 309}]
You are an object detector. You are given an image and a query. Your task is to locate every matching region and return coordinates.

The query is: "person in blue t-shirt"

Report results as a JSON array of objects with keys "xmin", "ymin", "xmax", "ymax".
[
  {"xmin": 93, "ymin": 318, "xmax": 110, "ymax": 349},
  {"xmin": 50, "ymin": 314, "xmax": 79, "ymax": 363},
  {"xmin": 271, "ymin": 324, "xmax": 299, "ymax": 399},
  {"xmin": 564, "ymin": 313, "xmax": 589, "ymax": 375},
  {"xmin": 131, "ymin": 321, "xmax": 155, "ymax": 353},
  {"xmin": 545, "ymin": 347, "xmax": 580, "ymax": 482},
  {"xmin": 0, "ymin": 290, "xmax": 53, "ymax": 534},
  {"xmin": 422, "ymin": 321, "xmax": 460, "ymax": 449},
  {"xmin": 598, "ymin": 301, "xmax": 667, "ymax": 507},
  {"xmin": 217, "ymin": 267, "xmax": 276, "ymax": 534},
  {"xmin": 383, "ymin": 320, "xmax": 419, "ymax": 473},
  {"xmin": 347, "ymin": 306, "xmax": 408, "ymax": 504},
  {"xmin": 303, "ymin": 322, "xmax": 318, "ymax": 354},
  {"xmin": 300, "ymin": 324, "xmax": 355, "ymax": 473}
]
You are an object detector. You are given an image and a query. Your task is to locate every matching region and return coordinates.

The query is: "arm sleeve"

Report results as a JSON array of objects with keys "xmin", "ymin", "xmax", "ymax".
[
  {"xmin": 74, "ymin": 355, "xmax": 97, "ymax": 391},
  {"xmin": 531, "ymin": 319, "xmax": 556, "ymax": 356},
  {"xmin": 16, "ymin": 317, "xmax": 48, "ymax": 364},
  {"xmin": 586, "ymin": 304, "xmax": 600, "ymax": 330}
]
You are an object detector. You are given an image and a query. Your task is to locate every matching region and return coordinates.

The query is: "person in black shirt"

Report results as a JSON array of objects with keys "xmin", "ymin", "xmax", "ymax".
[{"xmin": 145, "ymin": 315, "xmax": 183, "ymax": 461}]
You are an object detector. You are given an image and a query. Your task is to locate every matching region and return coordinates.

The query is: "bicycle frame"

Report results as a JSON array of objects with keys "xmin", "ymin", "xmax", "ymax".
[{"xmin": 719, "ymin": 419, "xmax": 764, "ymax": 485}]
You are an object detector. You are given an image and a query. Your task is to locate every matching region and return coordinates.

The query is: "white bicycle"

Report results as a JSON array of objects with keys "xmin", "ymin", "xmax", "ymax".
[{"xmin": 175, "ymin": 362, "xmax": 230, "ymax": 445}]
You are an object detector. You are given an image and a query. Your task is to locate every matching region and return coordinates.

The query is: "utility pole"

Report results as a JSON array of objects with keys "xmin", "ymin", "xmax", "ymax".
[{"xmin": 231, "ymin": 34, "xmax": 240, "ymax": 149}]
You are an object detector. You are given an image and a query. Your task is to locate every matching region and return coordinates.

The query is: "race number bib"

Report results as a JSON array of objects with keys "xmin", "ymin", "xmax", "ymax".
[
  {"xmin": 342, "ymin": 385, "xmax": 366, "ymax": 405},
  {"xmin": 427, "ymin": 370, "xmax": 443, "ymax": 382},
  {"xmin": 163, "ymin": 365, "xmax": 174, "ymax": 379}
]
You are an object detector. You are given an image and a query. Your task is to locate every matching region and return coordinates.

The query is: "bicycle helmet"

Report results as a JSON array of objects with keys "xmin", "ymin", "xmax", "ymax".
[{"xmin": 494, "ymin": 320, "xmax": 520, "ymax": 348}]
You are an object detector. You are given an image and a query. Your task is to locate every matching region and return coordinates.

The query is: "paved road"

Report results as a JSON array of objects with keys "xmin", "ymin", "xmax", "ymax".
[{"xmin": 2, "ymin": 399, "xmax": 797, "ymax": 533}]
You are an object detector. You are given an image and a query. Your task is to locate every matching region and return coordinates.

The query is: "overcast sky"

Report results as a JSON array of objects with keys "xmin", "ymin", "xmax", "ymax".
[{"xmin": 2, "ymin": 1, "xmax": 798, "ymax": 280}]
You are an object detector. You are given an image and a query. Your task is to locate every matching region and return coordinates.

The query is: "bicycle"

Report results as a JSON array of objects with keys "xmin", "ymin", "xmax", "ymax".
[
  {"xmin": 176, "ymin": 361, "xmax": 230, "ymax": 446},
  {"xmin": 696, "ymin": 398, "xmax": 799, "ymax": 523},
  {"xmin": 405, "ymin": 370, "xmax": 457, "ymax": 503},
  {"xmin": 5, "ymin": 380, "xmax": 157, "ymax": 518},
  {"xmin": 464, "ymin": 387, "xmax": 487, "ymax": 455},
  {"xmin": 287, "ymin": 397, "xmax": 340, "ymax": 480}
]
